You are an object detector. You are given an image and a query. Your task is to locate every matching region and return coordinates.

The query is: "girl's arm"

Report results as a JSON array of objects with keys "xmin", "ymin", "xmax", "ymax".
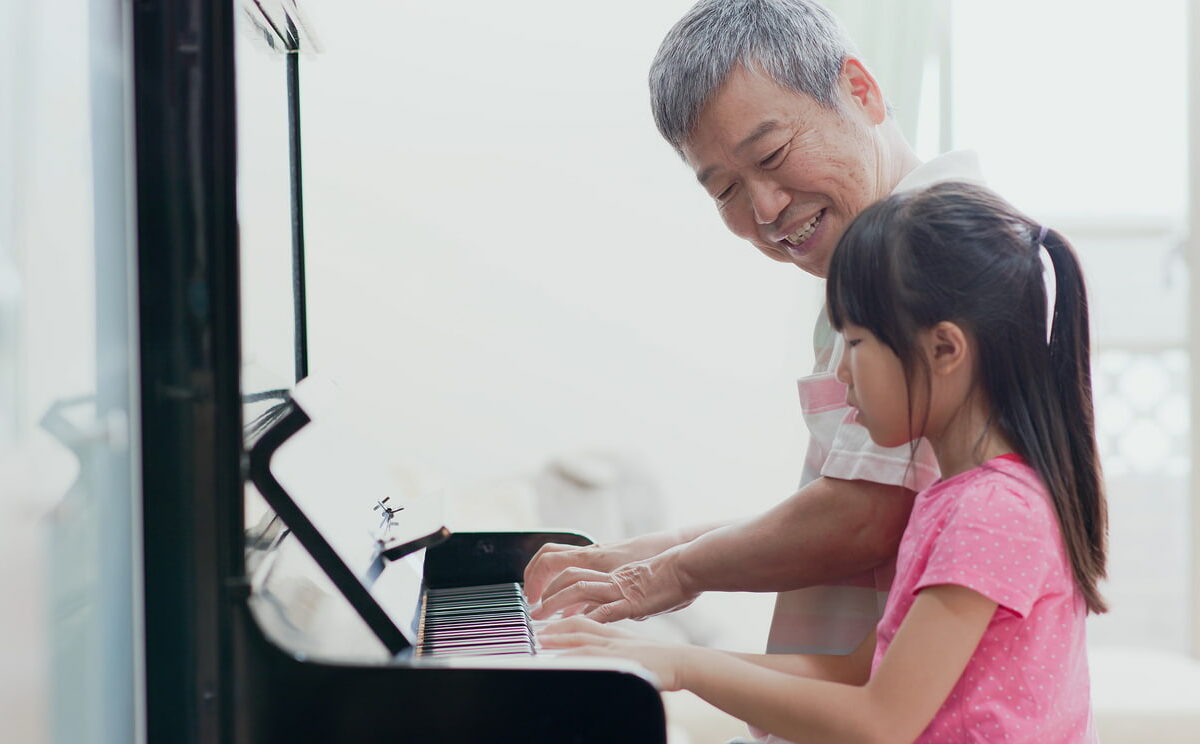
[
  {"xmin": 723, "ymin": 632, "xmax": 876, "ymax": 685},
  {"xmin": 540, "ymin": 584, "xmax": 996, "ymax": 744}
]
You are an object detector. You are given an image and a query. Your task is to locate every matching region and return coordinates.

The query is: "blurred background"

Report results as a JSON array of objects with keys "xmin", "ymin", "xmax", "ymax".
[{"xmin": 1, "ymin": 0, "xmax": 1197, "ymax": 741}]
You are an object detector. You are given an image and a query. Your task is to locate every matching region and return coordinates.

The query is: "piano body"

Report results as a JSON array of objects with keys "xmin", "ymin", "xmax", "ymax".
[
  {"xmin": 237, "ymin": 507, "xmax": 665, "ymax": 742},
  {"xmin": 234, "ymin": 388, "xmax": 666, "ymax": 743},
  {"xmin": 131, "ymin": 0, "xmax": 668, "ymax": 741}
]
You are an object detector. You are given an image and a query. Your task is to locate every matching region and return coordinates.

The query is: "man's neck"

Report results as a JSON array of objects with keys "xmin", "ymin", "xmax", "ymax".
[{"xmin": 876, "ymin": 119, "xmax": 922, "ymax": 195}]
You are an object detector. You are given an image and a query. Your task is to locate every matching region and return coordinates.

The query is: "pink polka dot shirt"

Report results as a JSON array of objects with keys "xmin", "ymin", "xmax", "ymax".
[{"xmin": 871, "ymin": 454, "xmax": 1097, "ymax": 742}]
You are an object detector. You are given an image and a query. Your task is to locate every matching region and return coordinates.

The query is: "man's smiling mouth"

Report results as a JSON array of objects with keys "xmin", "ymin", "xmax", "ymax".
[{"xmin": 779, "ymin": 209, "xmax": 826, "ymax": 250}]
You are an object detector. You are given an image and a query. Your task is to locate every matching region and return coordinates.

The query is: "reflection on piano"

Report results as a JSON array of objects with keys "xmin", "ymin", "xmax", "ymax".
[{"xmin": 235, "ymin": 389, "xmax": 668, "ymax": 742}]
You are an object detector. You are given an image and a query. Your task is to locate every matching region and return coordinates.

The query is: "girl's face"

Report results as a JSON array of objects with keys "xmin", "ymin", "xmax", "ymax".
[{"xmin": 835, "ymin": 322, "xmax": 923, "ymax": 448}]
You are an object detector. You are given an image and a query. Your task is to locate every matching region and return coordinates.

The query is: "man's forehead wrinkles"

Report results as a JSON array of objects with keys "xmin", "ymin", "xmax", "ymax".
[{"xmin": 734, "ymin": 119, "xmax": 782, "ymax": 155}]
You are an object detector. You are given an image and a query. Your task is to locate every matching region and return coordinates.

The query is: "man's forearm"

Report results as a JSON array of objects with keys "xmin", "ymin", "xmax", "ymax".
[
  {"xmin": 528, "ymin": 477, "xmax": 913, "ymax": 621},
  {"xmin": 604, "ymin": 521, "xmax": 730, "ymax": 559},
  {"xmin": 669, "ymin": 520, "xmax": 731, "ymax": 546},
  {"xmin": 670, "ymin": 477, "xmax": 915, "ymax": 595}
]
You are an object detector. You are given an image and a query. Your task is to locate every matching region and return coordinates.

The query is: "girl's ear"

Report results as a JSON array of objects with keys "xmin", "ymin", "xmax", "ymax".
[{"xmin": 924, "ymin": 321, "xmax": 970, "ymax": 377}]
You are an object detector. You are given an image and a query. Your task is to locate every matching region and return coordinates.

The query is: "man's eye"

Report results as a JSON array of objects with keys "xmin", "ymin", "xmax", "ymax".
[
  {"xmin": 759, "ymin": 146, "xmax": 786, "ymax": 168},
  {"xmin": 715, "ymin": 185, "xmax": 735, "ymax": 202}
]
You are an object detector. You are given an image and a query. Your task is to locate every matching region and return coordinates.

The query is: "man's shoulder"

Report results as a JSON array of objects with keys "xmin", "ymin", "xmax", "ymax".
[{"xmin": 891, "ymin": 150, "xmax": 985, "ymax": 195}]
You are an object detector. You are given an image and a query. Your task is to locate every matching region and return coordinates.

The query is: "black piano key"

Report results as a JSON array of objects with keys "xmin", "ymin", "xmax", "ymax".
[
  {"xmin": 417, "ymin": 582, "xmax": 536, "ymax": 658},
  {"xmin": 424, "ymin": 629, "xmax": 528, "ymax": 638}
]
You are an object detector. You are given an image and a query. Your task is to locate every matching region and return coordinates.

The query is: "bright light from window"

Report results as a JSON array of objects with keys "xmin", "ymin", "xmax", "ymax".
[{"xmin": 951, "ymin": 0, "xmax": 1187, "ymax": 222}]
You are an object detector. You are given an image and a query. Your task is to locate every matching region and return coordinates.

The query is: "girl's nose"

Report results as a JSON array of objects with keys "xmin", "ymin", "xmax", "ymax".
[{"xmin": 835, "ymin": 350, "xmax": 852, "ymax": 386}]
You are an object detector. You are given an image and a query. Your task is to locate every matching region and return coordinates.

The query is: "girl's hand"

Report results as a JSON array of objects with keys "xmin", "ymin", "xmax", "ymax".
[{"xmin": 537, "ymin": 616, "xmax": 693, "ymax": 691}]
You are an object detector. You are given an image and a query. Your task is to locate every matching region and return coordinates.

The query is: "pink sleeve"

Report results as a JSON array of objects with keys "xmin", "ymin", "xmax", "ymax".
[{"xmin": 911, "ymin": 481, "xmax": 1054, "ymax": 618}]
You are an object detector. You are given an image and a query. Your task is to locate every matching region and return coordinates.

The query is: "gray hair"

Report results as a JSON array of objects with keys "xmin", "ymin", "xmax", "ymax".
[{"xmin": 649, "ymin": 0, "xmax": 857, "ymax": 151}]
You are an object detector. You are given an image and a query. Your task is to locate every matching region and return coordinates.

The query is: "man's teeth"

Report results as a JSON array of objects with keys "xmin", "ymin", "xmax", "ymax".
[{"xmin": 784, "ymin": 212, "xmax": 823, "ymax": 245}]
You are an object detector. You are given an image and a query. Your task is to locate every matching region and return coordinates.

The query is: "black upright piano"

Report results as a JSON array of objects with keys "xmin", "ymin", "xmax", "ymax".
[{"xmin": 132, "ymin": 1, "xmax": 667, "ymax": 741}]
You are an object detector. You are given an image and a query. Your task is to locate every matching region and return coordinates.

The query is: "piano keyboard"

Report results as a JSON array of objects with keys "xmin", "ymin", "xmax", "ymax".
[{"xmin": 417, "ymin": 583, "xmax": 536, "ymax": 658}]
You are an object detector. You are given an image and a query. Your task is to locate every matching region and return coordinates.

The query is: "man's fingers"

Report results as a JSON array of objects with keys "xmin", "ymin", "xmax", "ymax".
[
  {"xmin": 540, "ymin": 567, "xmax": 612, "ymax": 603},
  {"xmin": 531, "ymin": 577, "xmax": 623, "ymax": 620},
  {"xmin": 532, "ymin": 579, "xmax": 622, "ymax": 619},
  {"xmin": 523, "ymin": 543, "xmax": 590, "ymax": 602},
  {"xmin": 586, "ymin": 599, "xmax": 632, "ymax": 624},
  {"xmin": 560, "ymin": 602, "xmax": 601, "ymax": 618}
]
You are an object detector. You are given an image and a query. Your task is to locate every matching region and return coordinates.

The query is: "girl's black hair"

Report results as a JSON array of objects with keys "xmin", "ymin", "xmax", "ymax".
[{"xmin": 826, "ymin": 181, "xmax": 1107, "ymax": 614}]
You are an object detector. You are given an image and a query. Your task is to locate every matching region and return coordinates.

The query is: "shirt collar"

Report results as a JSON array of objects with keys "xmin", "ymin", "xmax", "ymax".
[{"xmin": 891, "ymin": 150, "xmax": 985, "ymax": 195}]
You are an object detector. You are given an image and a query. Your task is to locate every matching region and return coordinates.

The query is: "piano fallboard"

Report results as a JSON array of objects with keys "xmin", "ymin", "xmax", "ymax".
[{"xmin": 237, "ymin": 527, "xmax": 667, "ymax": 743}]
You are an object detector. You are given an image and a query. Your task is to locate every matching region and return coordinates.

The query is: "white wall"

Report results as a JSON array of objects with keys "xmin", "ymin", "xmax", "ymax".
[{"xmin": 238, "ymin": 0, "xmax": 823, "ymax": 532}]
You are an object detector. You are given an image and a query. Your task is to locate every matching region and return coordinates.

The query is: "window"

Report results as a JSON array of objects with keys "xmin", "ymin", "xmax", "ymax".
[{"xmin": 950, "ymin": 0, "xmax": 1192, "ymax": 654}]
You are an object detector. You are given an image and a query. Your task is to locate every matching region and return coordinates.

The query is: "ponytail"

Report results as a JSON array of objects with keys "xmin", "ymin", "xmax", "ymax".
[
  {"xmin": 827, "ymin": 183, "xmax": 1108, "ymax": 614},
  {"xmin": 1035, "ymin": 229, "xmax": 1108, "ymax": 613}
]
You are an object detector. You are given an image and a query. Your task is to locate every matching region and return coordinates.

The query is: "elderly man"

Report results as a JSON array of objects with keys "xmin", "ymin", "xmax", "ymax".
[{"xmin": 526, "ymin": 0, "xmax": 982, "ymax": 664}]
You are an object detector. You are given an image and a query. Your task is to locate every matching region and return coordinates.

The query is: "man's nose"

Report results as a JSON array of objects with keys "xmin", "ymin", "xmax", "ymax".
[{"xmin": 746, "ymin": 179, "xmax": 788, "ymax": 226}]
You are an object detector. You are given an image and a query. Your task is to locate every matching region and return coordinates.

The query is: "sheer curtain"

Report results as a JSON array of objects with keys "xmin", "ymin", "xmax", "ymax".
[{"xmin": 823, "ymin": 0, "xmax": 951, "ymax": 153}]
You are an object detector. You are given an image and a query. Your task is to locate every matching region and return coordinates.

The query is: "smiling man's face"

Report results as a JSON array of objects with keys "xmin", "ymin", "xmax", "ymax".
[{"xmin": 682, "ymin": 61, "xmax": 889, "ymax": 278}]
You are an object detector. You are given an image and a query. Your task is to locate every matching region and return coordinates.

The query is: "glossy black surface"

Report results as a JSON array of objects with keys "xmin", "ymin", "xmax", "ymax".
[{"xmin": 235, "ymin": 509, "xmax": 667, "ymax": 743}]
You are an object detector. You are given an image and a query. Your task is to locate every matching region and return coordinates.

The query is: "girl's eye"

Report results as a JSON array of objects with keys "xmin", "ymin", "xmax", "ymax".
[
  {"xmin": 759, "ymin": 146, "xmax": 786, "ymax": 168},
  {"xmin": 846, "ymin": 338, "xmax": 861, "ymax": 348}
]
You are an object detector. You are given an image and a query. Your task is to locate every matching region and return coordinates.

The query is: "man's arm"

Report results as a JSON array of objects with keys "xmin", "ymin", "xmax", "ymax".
[{"xmin": 528, "ymin": 476, "xmax": 915, "ymax": 621}]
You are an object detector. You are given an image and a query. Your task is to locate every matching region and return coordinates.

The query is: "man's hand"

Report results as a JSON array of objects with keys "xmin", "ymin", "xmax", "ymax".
[
  {"xmin": 523, "ymin": 540, "xmax": 657, "ymax": 607},
  {"xmin": 526, "ymin": 477, "xmax": 914, "ymax": 624},
  {"xmin": 529, "ymin": 548, "xmax": 697, "ymax": 622},
  {"xmin": 523, "ymin": 523, "xmax": 724, "ymax": 607}
]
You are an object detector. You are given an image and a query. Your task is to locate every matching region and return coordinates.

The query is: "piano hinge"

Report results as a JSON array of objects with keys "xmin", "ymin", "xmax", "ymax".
[
  {"xmin": 224, "ymin": 576, "xmax": 252, "ymax": 600},
  {"xmin": 158, "ymin": 382, "xmax": 202, "ymax": 401}
]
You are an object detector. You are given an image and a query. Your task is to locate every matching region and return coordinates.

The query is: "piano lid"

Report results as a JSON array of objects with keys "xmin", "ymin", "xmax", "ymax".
[
  {"xmin": 282, "ymin": 375, "xmax": 449, "ymax": 563},
  {"xmin": 247, "ymin": 375, "xmax": 451, "ymax": 656}
]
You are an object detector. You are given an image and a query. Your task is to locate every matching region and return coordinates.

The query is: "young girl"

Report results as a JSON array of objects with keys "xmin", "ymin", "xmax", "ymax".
[{"xmin": 540, "ymin": 181, "xmax": 1107, "ymax": 743}]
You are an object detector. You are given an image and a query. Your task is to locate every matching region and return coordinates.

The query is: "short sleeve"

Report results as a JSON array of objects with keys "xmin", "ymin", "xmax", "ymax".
[
  {"xmin": 806, "ymin": 307, "xmax": 939, "ymax": 492},
  {"xmin": 819, "ymin": 411, "xmax": 940, "ymax": 492},
  {"xmin": 912, "ymin": 481, "xmax": 1054, "ymax": 617}
]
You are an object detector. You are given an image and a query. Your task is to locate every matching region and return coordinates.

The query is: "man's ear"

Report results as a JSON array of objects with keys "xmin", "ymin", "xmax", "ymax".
[
  {"xmin": 841, "ymin": 58, "xmax": 887, "ymax": 125},
  {"xmin": 924, "ymin": 321, "xmax": 970, "ymax": 377}
]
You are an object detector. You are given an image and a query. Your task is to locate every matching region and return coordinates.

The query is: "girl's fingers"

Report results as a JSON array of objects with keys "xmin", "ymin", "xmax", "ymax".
[
  {"xmin": 540, "ymin": 615, "xmax": 603, "ymax": 635},
  {"xmin": 537, "ymin": 631, "xmax": 603, "ymax": 649}
]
